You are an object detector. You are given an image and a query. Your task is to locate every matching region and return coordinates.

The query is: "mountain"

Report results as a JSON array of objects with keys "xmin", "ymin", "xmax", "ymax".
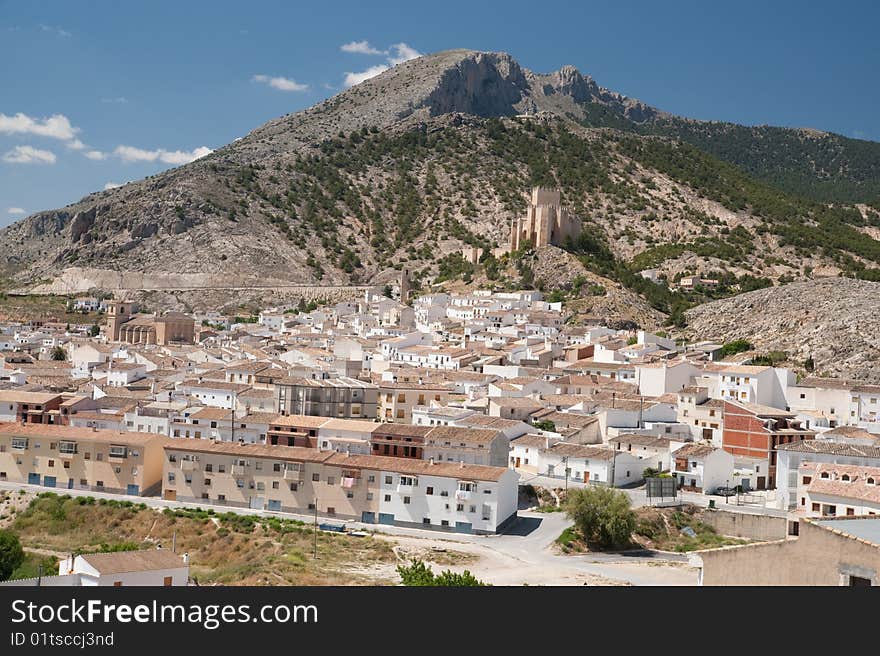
[
  {"xmin": 685, "ymin": 278, "xmax": 880, "ymax": 383},
  {"xmin": 2, "ymin": 49, "xmax": 880, "ymax": 319}
]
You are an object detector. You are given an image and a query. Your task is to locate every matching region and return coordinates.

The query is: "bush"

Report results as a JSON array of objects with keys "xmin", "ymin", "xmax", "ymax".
[
  {"xmin": 0, "ymin": 529, "xmax": 25, "ymax": 581},
  {"xmin": 397, "ymin": 559, "xmax": 487, "ymax": 586},
  {"xmin": 564, "ymin": 487, "xmax": 636, "ymax": 550}
]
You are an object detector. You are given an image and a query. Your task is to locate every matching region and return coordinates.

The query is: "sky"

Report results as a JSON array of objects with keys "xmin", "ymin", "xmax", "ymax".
[{"xmin": 1, "ymin": 0, "xmax": 878, "ymax": 226}]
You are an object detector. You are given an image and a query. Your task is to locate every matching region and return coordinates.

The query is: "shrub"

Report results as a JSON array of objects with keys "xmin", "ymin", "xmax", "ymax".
[{"xmin": 564, "ymin": 487, "xmax": 636, "ymax": 550}]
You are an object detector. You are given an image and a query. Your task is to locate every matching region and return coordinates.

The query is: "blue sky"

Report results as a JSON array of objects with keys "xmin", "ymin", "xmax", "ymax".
[{"xmin": 1, "ymin": 0, "xmax": 878, "ymax": 226}]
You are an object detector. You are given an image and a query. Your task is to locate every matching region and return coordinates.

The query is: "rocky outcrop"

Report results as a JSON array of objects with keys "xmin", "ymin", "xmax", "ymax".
[
  {"xmin": 684, "ymin": 278, "xmax": 880, "ymax": 382},
  {"xmin": 424, "ymin": 52, "xmax": 529, "ymax": 117}
]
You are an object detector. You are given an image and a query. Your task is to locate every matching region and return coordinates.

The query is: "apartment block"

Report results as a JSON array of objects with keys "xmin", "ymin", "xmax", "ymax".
[
  {"xmin": 0, "ymin": 423, "xmax": 165, "ymax": 495},
  {"xmin": 161, "ymin": 440, "xmax": 518, "ymax": 534},
  {"xmin": 275, "ymin": 376, "xmax": 378, "ymax": 419}
]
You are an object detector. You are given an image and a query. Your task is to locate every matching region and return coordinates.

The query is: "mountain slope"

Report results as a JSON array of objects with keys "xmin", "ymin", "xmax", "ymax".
[
  {"xmin": 1, "ymin": 49, "xmax": 879, "ymax": 306},
  {"xmin": 684, "ymin": 278, "xmax": 880, "ymax": 382}
]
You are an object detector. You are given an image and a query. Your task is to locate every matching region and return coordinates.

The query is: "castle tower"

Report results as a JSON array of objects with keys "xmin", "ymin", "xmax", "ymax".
[
  {"xmin": 509, "ymin": 187, "xmax": 581, "ymax": 251},
  {"xmin": 106, "ymin": 300, "xmax": 137, "ymax": 341},
  {"xmin": 399, "ymin": 268, "xmax": 412, "ymax": 304}
]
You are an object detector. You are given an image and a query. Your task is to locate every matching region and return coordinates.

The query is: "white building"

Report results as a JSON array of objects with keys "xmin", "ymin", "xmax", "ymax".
[{"xmin": 671, "ymin": 443, "xmax": 734, "ymax": 494}]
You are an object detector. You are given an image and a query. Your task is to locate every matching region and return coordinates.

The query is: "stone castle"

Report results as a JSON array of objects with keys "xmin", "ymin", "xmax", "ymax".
[{"xmin": 509, "ymin": 187, "xmax": 582, "ymax": 251}]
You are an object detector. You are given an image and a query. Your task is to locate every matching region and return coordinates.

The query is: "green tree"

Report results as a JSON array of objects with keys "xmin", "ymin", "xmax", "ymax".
[
  {"xmin": 397, "ymin": 559, "xmax": 487, "ymax": 586},
  {"xmin": 720, "ymin": 339, "xmax": 753, "ymax": 359},
  {"xmin": 564, "ymin": 487, "xmax": 636, "ymax": 550},
  {"xmin": 88, "ymin": 324, "xmax": 100, "ymax": 337},
  {"xmin": 382, "ymin": 284, "xmax": 393, "ymax": 298},
  {"xmin": 50, "ymin": 346, "xmax": 67, "ymax": 361},
  {"xmin": 0, "ymin": 529, "xmax": 25, "ymax": 581}
]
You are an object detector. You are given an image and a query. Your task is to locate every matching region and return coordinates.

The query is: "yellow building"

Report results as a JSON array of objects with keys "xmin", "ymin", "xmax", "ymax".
[{"xmin": 0, "ymin": 423, "xmax": 166, "ymax": 496}]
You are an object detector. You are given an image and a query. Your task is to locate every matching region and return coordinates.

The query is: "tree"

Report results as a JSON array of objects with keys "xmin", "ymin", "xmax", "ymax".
[
  {"xmin": 89, "ymin": 324, "xmax": 100, "ymax": 337},
  {"xmin": 564, "ymin": 487, "xmax": 636, "ymax": 550},
  {"xmin": 397, "ymin": 559, "xmax": 487, "ymax": 586},
  {"xmin": 382, "ymin": 284, "xmax": 393, "ymax": 299},
  {"xmin": 532, "ymin": 419, "xmax": 556, "ymax": 432},
  {"xmin": 0, "ymin": 529, "xmax": 25, "ymax": 581},
  {"xmin": 50, "ymin": 346, "xmax": 67, "ymax": 361},
  {"xmin": 803, "ymin": 355, "xmax": 815, "ymax": 372}
]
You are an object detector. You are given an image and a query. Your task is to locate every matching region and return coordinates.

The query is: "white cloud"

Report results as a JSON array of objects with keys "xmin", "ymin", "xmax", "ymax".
[
  {"xmin": 40, "ymin": 24, "xmax": 72, "ymax": 37},
  {"xmin": 0, "ymin": 112, "xmax": 80, "ymax": 141},
  {"xmin": 84, "ymin": 150, "xmax": 107, "ymax": 161},
  {"xmin": 2, "ymin": 145, "xmax": 56, "ymax": 164},
  {"xmin": 340, "ymin": 40, "xmax": 385, "ymax": 56},
  {"xmin": 252, "ymin": 74, "xmax": 309, "ymax": 92},
  {"xmin": 344, "ymin": 64, "xmax": 390, "ymax": 87},
  {"xmin": 342, "ymin": 42, "xmax": 422, "ymax": 87},
  {"xmin": 113, "ymin": 145, "xmax": 213, "ymax": 165},
  {"xmin": 104, "ymin": 182, "xmax": 122, "ymax": 190},
  {"xmin": 66, "ymin": 138, "xmax": 86, "ymax": 151},
  {"xmin": 7, "ymin": 207, "xmax": 26, "ymax": 215},
  {"xmin": 388, "ymin": 43, "xmax": 421, "ymax": 65}
]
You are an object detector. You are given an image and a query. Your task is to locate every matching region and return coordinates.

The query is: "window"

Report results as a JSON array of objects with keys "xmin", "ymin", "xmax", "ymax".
[
  {"xmin": 367, "ymin": 475, "xmax": 375, "ymax": 483},
  {"xmin": 469, "ymin": 505, "xmax": 476, "ymax": 513},
  {"xmin": 456, "ymin": 503, "xmax": 464, "ymax": 511},
  {"xmin": 205, "ymin": 463, "xmax": 213, "ymax": 473},
  {"xmin": 366, "ymin": 492, "xmax": 373, "ymax": 501},
  {"xmin": 79, "ymin": 479, "xmax": 87, "ymax": 486},
  {"xmin": 422, "ymin": 518, "xmax": 430, "ymax": 524},
  {"xmin": 307, "ymin": 503, "xmax": 315, "ymax": 510},
  {"xmin": 384, "ymin": 475, "xmax": 393, "ymax": 484},
  {"xmin": 384, "ymin": 494, "xmax": 391, "ymax": 502},
  {"xmin": 399, "ymin": 476, "xmax": 417, "ymax": 487},
  {"xmin": 109, "ymin": 445, "xmax": 127, "ymax": 458},
  {"xmin": 236, "ymin": 479, "xmax": 244, "ymax": 488},
  {"xmin": 204, "ymin": 478, "xmax": 211, "ymax": 486},
  {"xmin": 426, "ymin": 486, "xmax": 434, "ymax": 495},
  {"xmin": 59, "ymin": 441, "xmax": 77, "ymax": 455},
  {"xmin": 821, "ymin": 472, "xmax": 830, "ymax": 479},
  {"xmin": 96, "ymin": 453, "xmax": 103, "ymax": 461},
  {"xmin": 168, "ymin": 472, "xmax": 176, "ymax": 483},
  {"xmin": 842, "ymin": 474, "xmax": 851, "ymax": 482},
  {"xmin": 96, "ymin": 481, "xmax": 104, "ymax": 488},
  {"xmin": 218, "ymin": 464, "xmax": 226, "ymax": 473},
  {"xmin": 312, "ymin": 473, "xmax": 320, "ymax": 482},
  {"xmin": 11, "ymin": 438, "xmax": 27, "ymax": 450},
  {"xmin": 48, "ymin": 460, "xmax": 55, "ymax": 468},
  {"xmin": 272, "ymin": 481, "xmax": 279, "ymax": 489}
]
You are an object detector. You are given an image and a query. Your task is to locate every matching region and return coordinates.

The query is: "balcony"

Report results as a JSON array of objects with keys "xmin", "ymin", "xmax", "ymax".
[
  {"xmin": 283, "ymin": 468, "xmax": 303, "ymax": 481},
  {"xmin": 231, "ymin": 464, "xmax": 246, "ymax": 475},
  {"xmin": 455, "ymin": 490, "xmax": 472, "ymax": 501},
  {"xmin": 180, "ymin": 460, "xmax": 196, "ymax": 471}
]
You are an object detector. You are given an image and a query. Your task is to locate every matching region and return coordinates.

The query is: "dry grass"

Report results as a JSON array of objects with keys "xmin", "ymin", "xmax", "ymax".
[
  {"xmin": 10, "ymin": 493, "xmax": 398, "ymax": 585},
  {"xmin": 0, "ymin": 293, "xmax": 102, "ymax": 323}
]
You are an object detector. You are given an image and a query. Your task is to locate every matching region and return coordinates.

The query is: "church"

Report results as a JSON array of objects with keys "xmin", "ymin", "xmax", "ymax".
[{"xmin": 106, "ymin": 301, "xmax": 195, "ymax": 346}]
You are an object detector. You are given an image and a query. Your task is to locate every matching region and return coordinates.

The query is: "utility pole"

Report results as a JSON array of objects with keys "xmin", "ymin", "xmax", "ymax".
[
  {"xmin": 563, "ymin": 456, "xmax": 569, "ymax": 493},
  {"xmin": 230, "ymin": 392, "xmax": 237, "ymax": 443},
  {"xmin": 313, "ymin": 497, "xmax": 318, "ymax": 559}
]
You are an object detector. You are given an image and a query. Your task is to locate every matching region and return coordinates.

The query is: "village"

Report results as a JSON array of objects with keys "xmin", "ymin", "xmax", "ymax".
[{"xmin": 0, "ymin": 189, "xmax": 877, "ymax": 587}]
